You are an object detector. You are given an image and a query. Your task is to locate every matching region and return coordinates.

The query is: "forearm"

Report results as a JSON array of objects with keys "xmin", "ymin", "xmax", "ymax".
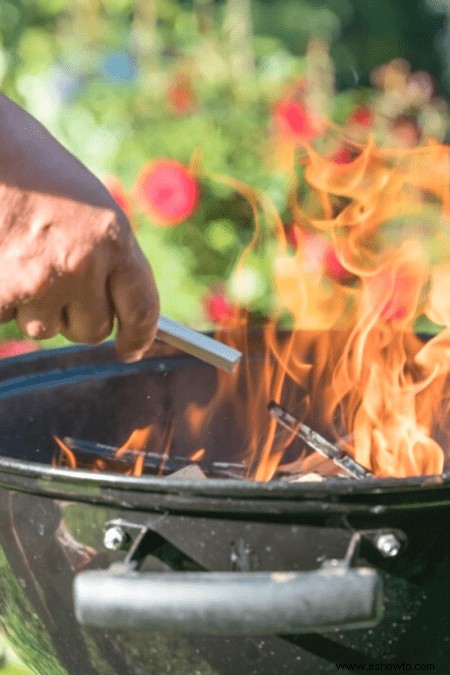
[
  {"xmin": 0, "ymin": 94, "xmax": 98, "ymax": 262},
  {"xmin": 0, "ymin": 93, "xmax": 109, "ymax": 206},
  {"xmin": 0, "ymin": 94, "xmax": 43, "ymax": 173}
]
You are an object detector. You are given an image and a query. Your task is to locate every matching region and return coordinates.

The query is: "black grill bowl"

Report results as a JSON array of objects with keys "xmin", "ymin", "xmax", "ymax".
[{"xmin": 0, "ymin": 341, "xmax": 449, "ymax": 674}]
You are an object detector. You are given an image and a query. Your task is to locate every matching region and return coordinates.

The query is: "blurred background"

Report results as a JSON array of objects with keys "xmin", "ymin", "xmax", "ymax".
[
  {"xmin": 0, "ymin": 0, "xmax": 448, "ymax": 353},
  {"xmin": 0, "ymin": 2, "xmax": 448, "ymax": 669}
]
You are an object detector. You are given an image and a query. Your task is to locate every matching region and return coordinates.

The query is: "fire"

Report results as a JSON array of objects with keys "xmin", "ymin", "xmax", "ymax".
[
  {"xmin": 190, "ymin": 448, "xmax": 206, "ymax": 462},
  {"xmin": 115, "ymin": 426, "xmax": 151, "ymax": 476},
  {"xmin": 116, "ymin": 426, "xmax": 152, "ymax": 457},
  {"xmin": 115, "ymin": 423, "xmax": 175, "ymax": 476},
  {"xmin": 53, "ymin": 425, "xmax": 171, "ymax": 477},
  {"xmin": 52, "ymin": 435, "xmax": 76, "ymax": 469},
  {"xmin": 186, "ymin": 135, "xmax": 449, "ymax": 480},
  {"xmin": 53, "ymin": 133, "xmax": 449, "ymax": 482}
]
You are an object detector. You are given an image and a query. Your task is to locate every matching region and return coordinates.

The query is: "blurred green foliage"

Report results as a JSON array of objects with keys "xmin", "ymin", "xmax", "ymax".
[
  {"xmin": 0, "ymin": 632, "xmax": 32, "ymax": 674},
  {"xmin": 0, "ymin": 549, "xmax": 63, "ymax": 674},
  {"xmin": 0, "ymin": 0, "xmax": 448, "ymax": 348},
  {"xmin": 252, "ymin": 0, "xmax": 446, "ymax": 90}
]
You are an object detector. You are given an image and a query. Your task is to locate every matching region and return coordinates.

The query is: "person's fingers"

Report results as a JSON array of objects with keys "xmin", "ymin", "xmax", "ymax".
[
  {"xmin": 0, "ymin": 255, "xmax": 52, "ymax": 311},
  {"xmin": 61, "ymin": 289, "xmax": 113, "ymax": 344},
  {"xmin": 108, "ymin": 246, "xmax": 160, "ymax": 362},
  {"xmin": 0, "ymin": 305, "xmax": 16, "ymax": 324},
  {"xmin": 15, "ymin": 292, "xmax": 66, "ymax": 339}
]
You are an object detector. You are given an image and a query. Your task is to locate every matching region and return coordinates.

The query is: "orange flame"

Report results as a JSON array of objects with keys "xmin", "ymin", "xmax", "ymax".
[
  {"xmin": 116, "ymin": 426, "xmax": 152, "ymax": 456},
  {"xmin": 115, "ymin": 426, "xmax": 153, "ymax": 476},
  {"xmin": 53, "ymin": 136, "xmax": 449, "ymax": 482},
  {"xmin": 202, "ymin": 138, "xmax": 449, "ymax": 480},
  {"xmin": 52, "ymin": 435, "xmax": 76, "ymax": 469},
  {"xmin": 190, "ymin": 448, "xmax": 206, "ymax": 462}
]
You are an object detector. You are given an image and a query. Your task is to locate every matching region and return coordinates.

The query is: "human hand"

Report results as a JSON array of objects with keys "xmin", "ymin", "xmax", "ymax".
[{"xmin": 0, "ymin": 94, "xmax": 159, "ymax": 362}]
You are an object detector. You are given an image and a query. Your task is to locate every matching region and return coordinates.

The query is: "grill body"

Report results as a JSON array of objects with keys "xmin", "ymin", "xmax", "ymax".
[{"xmin": 0, "ymin": 342, "xmax": 449, "ymax": 674}]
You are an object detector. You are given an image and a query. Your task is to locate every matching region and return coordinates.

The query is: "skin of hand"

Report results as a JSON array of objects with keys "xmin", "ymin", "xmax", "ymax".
[{"xmin": 0, "ymin": 94, "xmax": 160, "ymax": 362}]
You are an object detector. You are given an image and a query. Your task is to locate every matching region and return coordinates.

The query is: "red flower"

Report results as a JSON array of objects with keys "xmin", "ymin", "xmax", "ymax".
[
  {"xmin": 272, "ymin": 99, "xmax": 320, "ymax": 141},
  {"xmin": 167, "ymin": 73, "xmax": 196, "ymax": 115},
  {"xmin": 286, "ymin": 223, "xmax": 303, "ymax": 249},
  {"xmin": 380, "ymin": 278, "xmax": 410, "ymax": 320},
  {"xmin": 366, "ymin": 268, "xmax": 417, "ymax": 321},
  {"xmin": 135, "ymin": 160, "xmax": 199, "ymax": 226},
  {"xmin": 323, "ymin": 246, "xmax": 353, "ymax": 282},
  {"xmin": 204, "ymin": 293, "xmax": 236, "ymax": 324},
  {"xmin": 167, "ymin": 82, "xmax": 196, "ymax": 115},
  {"xmin": 348, "ymin": 105, "xmax": 373, "ymax": 128},
  {"xmin": 167, "ymin": 85, "xmax": 194, "ymax": 114},
  {"xmin": 286, "ymin": 225, "xmax": 334, "ymax": 276},
  {"xmin": 330, "ymin": 146, "xmax": 354, "ymax": 164},
  {"xmin": 103, "ymin": 176, "xmax": 132, "ymax": 219},
  {"xmin": 0, "ymin": 340, "xmax": 40, "ymax": 359}
]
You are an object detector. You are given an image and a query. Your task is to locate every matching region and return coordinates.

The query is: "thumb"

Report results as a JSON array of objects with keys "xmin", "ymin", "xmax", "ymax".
[{"xmin": 109, "ymin": 247, "xmax": 160, "ymax": 362}]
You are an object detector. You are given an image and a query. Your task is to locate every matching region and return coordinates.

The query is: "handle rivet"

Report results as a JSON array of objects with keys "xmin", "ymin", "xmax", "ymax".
[
  {"xmin": 103, "ymin": 526, "xmax": 130, "ymax": 551},
  {"xmin": 376, "ymin": 533, "xmax": 401, "ymax": 558}
]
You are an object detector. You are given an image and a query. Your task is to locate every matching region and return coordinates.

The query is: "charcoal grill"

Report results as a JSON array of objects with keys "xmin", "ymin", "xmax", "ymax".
[{"xmin": 0, "ymin": 337, "xmax": 449, "ymax": 674}]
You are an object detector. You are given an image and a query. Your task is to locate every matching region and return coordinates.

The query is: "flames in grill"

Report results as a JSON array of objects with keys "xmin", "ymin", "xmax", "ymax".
[{"xmin": 54, "ymin": 135, "xmax": 450, "ymax": 481}]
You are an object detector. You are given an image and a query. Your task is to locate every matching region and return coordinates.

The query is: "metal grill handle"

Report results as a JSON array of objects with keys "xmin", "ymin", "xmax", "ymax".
[{"xmin": 73, "ymin": 565, "xmax": 383, "ymax": 635}]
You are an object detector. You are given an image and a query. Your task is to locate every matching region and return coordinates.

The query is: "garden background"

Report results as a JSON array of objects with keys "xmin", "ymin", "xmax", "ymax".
[
  {"xmin": 0, "ymin": 1, "xmax": 448, "ymax": 671},
  {"xmin": 0, "ymin": 0, "xmax": 448, "ymax": 357}
]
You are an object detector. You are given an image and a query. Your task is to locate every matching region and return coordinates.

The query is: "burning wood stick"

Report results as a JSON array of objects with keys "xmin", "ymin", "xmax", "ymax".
[
  {"xmin": 157, "ymin": 315, "xmax": 242, "ymax": 373},
  {"xmin": 268, "ymin": 402, "xmax": 373, "ymax": 480},
  {"xmin": 60, "ymin": 436, "xmax": 246, "ymax": 479}
]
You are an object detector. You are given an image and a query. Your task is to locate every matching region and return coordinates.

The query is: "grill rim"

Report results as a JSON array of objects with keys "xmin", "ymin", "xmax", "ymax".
[
  {"xmin": 0, "ymin": 454, "xmax": 449, "ymax": 501},
  {"xmin": 0, "ymin": 340, "xmax": 448, "ymax": 512}
]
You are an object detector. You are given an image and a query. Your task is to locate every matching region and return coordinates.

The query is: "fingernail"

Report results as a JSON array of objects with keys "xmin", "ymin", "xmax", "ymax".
[
  {"xmin": 25, "ymin": 320, "xmax": 47, "ymax": 339},
  {"xmin": 120, "ymin": 349, "xmax": 144, "ymax": 363}
]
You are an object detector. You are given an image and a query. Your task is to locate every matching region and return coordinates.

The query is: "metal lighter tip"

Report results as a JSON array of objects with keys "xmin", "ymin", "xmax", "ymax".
[{"xmin": 156, "ymin": 315, "xmax": 242, "ymax": 374}]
